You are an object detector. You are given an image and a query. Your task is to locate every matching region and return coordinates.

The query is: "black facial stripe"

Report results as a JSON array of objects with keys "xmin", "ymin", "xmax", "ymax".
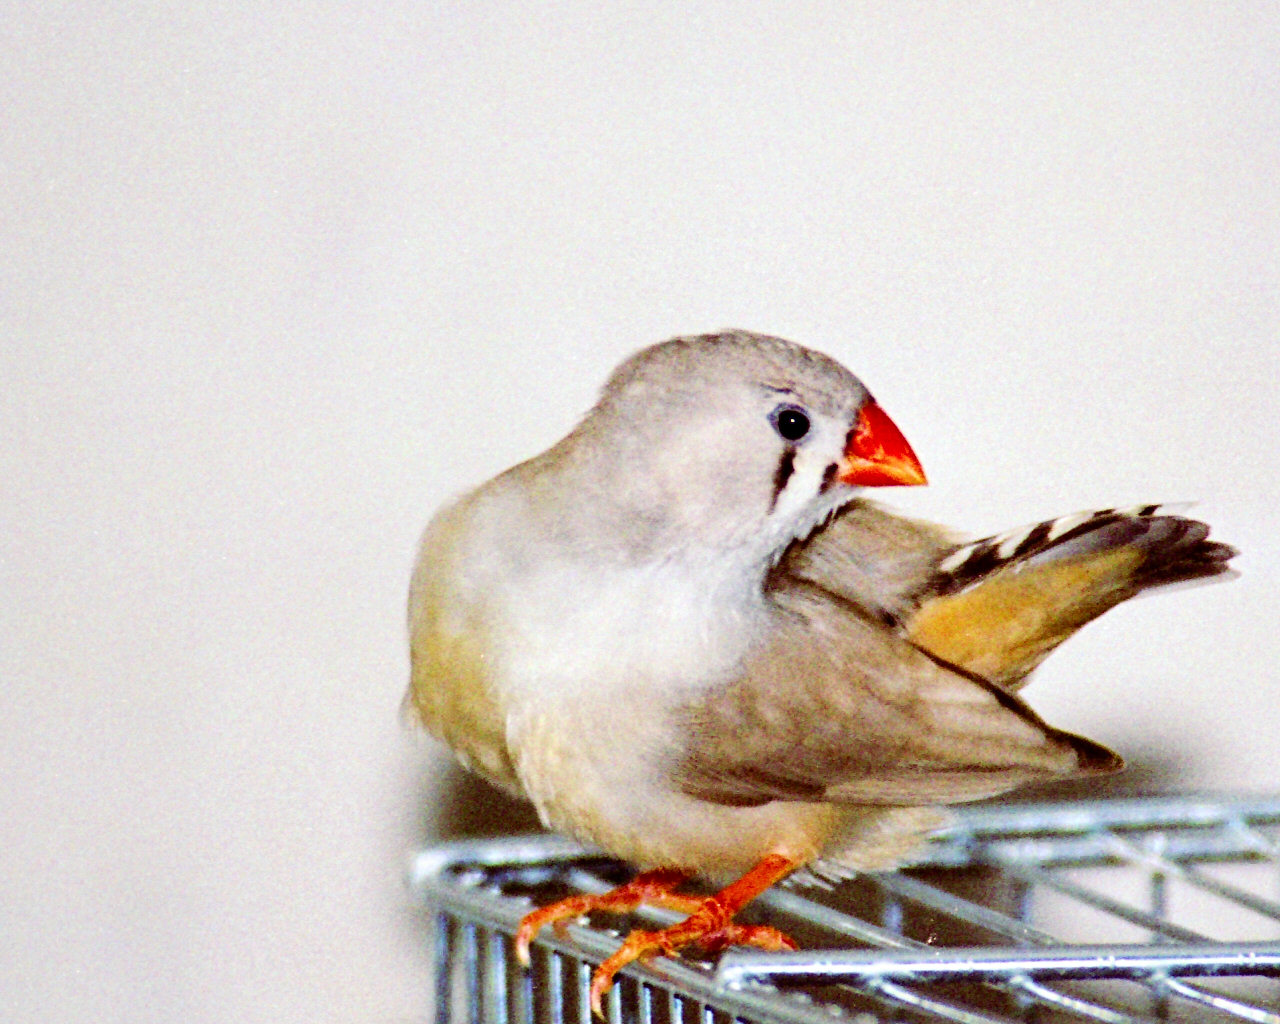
[
  {"xmin": 819, "ymin": 461, "xmax": 839, "ymax": 493},
  {"xmin": 769, "ymin": 448, "xmax": 797, "ymax": 512}
]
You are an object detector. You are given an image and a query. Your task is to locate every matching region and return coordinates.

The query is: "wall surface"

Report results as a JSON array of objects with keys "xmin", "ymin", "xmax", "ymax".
[{"xmin": 3, "ymin": 5, "xmax": 1277, "ymax": 1023}]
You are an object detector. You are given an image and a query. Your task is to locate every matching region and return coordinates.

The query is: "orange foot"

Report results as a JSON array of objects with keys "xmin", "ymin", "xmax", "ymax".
[{"xmin": 514, "ymin": 854, "xmax": 800, "ymax": 1018}]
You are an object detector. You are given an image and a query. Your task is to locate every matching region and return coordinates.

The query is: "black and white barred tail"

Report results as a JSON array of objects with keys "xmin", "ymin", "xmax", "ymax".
[{"xmin": 933, "ymin": 504, "xmax": 1238, "ymax": 598}]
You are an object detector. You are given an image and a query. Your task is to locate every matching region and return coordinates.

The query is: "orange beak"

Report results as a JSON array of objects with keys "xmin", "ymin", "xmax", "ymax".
[{"xmin": 838, "ymin": 401, "xmax": 927, "ymax": 487}]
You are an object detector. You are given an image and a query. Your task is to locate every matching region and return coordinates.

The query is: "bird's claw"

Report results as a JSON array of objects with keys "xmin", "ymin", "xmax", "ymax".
[
  {"xmin": 516, "ymin": 855, "xmax": 799, "ymax": 1019},
  {"xmin": 515, "ymin": 902, "xmax": 584, "ymax": 966},
  {"xmin": 514, "ymin": 866, "xmax": 693, "ymax": 967},
  {"xmin": 588, "ymin": 921, "xmax": 797, "ymax": 1017},
  {"xmin": 690, "ymin": 922, "xmax": 798, "ymax": 955}
]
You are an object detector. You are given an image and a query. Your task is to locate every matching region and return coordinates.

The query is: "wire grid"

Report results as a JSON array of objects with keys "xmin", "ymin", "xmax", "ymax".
[{"xmin": 410, "ymin": 795, "xmax": 1280, "ymax": 1024}]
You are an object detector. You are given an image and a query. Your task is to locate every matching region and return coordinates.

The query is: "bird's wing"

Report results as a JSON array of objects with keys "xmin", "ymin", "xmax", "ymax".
[
  {"xmin": 672, "ymin": 579, "xmax": 1121, "ymax": 809},
  {"xmin": 773, "ymin": 499, "xmax": 960, "ymax": 625},
  {"xmin": 680, "ymin": 503, "xmax": 1236, "ymax": 810},
  {"xmin": 780, "ymin": 502, "xmax": 1237, "ymax": 691}
]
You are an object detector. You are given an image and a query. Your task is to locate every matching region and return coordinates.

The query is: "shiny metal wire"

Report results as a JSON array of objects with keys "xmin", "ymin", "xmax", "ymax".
[{"xmin": 411, "ymin": 795, "xmax": 1280, "ymax": 1023}]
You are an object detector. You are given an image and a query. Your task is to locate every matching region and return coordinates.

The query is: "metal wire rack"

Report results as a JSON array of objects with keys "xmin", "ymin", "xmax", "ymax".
[{"xmin": 410, "ymin": 794, "xmax": 1280, "ymax": 1023}]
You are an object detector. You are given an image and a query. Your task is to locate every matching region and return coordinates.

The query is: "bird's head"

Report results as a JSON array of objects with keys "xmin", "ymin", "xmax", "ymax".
[{"xmin": 557, "ymin": 331, "xmax": 925, "ymax": 566}]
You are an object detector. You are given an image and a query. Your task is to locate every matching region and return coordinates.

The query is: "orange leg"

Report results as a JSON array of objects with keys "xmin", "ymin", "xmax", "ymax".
[
  {"xmin": 514, "ymin": 855, "xmax": 801, "ymax": 1017},
  {"xmin": 514, "ymin": 866, "xmax": 693, "ymax": 966},
  {"xmin": 587, "ymin": 854, "xmax": 800, "ymax": 1017}
]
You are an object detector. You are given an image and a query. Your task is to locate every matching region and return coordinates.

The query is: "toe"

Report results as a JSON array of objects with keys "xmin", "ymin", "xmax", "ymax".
[{"xmin": 589, "ymin": 930, "xmax": 660, "ymax": 1017}]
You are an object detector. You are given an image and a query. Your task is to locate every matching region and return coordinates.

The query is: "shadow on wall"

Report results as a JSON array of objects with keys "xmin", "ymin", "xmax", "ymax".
[
  {"xmin": 1004, "ymin": 744, "xmax": 1192, "ymax": 803},
  {"xmin": 435, "ymin": 762, "xmax": 543, "ymax": 840}
]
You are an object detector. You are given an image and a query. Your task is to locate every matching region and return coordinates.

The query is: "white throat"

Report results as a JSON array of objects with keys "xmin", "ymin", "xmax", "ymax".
[{"xmin": 495, "ymin": 542, "xmax": 772, "ymax": 706}]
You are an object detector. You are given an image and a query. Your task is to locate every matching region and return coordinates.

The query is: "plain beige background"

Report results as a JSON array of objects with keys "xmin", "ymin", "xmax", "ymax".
[{"xmin": 4, "ymin": 4, "xmax": 1278, "ymax": 1023}]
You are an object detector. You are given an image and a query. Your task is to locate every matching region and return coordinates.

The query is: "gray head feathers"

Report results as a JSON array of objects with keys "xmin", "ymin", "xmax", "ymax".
[{"xmin": 600, "ymin": 330, "xmax": 870, "ymax": 421}]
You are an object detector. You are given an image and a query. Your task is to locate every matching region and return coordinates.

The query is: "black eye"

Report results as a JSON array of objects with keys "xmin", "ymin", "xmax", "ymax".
[{"xmin": 771, "ymin": 405, "xmax": 810, "ymax": 442}]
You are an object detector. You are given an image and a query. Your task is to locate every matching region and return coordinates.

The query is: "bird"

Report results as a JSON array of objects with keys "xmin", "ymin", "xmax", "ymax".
[{"xmin": 406, "ymin": 330, "xmax": 1236, "ymax": 1014}]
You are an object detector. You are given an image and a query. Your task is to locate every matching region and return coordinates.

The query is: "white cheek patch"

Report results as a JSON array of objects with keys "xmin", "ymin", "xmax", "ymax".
[{"xmin": 768, "ymin": 419, "xmax": 848, "ymax": 525}]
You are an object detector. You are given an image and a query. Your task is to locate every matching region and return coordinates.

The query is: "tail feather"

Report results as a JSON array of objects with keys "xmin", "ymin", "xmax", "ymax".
[
  {"xmin": 908, "ymin": 505, "xmax": 1238, "ymax": 691},
  {"xmin": 935, "ymin": 504, "xmax": 1237, "ymax": 597}
]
